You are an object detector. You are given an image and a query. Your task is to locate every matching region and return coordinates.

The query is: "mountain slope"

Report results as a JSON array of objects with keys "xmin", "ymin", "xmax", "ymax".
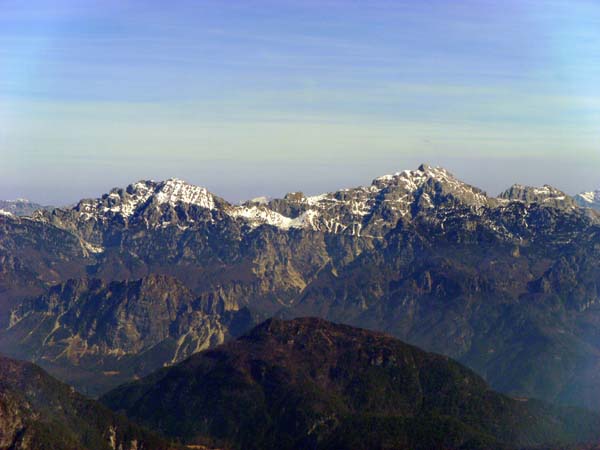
[
  {"xmin": 102, "ymin": 318, "xmax": 600, "ymax": 450},
  {"xmin": 0, "ymin": 355, "xmax": 174, "ymax": 450},
  {"xmin": 0, "ymin": 214, "xmax": 95, "ymax": 327}
]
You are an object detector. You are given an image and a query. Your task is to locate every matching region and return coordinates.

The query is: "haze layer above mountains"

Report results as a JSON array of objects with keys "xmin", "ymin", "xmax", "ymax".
[{"xmin": 3, "ymin": 164, "xmax": 600, "ymax": 218}]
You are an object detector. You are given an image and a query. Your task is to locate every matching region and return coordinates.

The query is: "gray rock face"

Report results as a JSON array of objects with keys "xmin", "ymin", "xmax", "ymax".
[{"xmin": 2, "ymin": 275, "xmax": 254, "ymax": 395}]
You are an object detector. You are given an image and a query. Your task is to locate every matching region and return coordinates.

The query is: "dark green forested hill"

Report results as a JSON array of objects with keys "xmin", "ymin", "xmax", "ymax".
[
  {"xmin": 101, "ymin": 318, "xmax": 600, "ymax": 450},
  {"xmin": 0, "ymin": 355, "xmax": 175, "ymax": 450}
]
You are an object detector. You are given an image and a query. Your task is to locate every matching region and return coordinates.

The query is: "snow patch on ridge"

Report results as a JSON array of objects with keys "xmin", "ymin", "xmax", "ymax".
[
  {"xmin": 101, "ymin": 182, "xmax": 154, "ymax": 218},
  {"xmin": 579, "ymin": 192, "xmax": 597, "ymax": 203},
  {"xmin": 576, "ymin": 190, "xmax": 600, "ymax": 209},
  {"xmin": 229, "ymin": 206, "xmax": 320, "ymax": 230},
  {"xmin": 229, "ymin": 206, "xmax": 294, "ymax": 229},
  {"xmin": 81, "ymin": 240, "xmax": 104, "ymax": 254},
  {"xmin": 155, "ymin": 178, "xmax": 215, "ymax": 210}
]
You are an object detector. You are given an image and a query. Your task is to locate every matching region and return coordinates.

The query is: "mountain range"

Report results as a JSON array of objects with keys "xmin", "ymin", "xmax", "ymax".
[{"xmin": 3, "ymin": 163, "xmax": 600, "ymax": 413}]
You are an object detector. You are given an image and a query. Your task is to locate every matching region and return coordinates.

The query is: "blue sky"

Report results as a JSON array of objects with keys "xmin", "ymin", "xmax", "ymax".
[{"xmin": 1, "ymin": 0, "xmax": 599, "ymax": 204}]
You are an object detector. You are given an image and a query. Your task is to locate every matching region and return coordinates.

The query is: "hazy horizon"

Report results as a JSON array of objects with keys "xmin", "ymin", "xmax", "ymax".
[
  {"xmin": 3, "ymin": 156, "xmax": 599, "ymax": 207},
  {"xmin": 2, "ymin": 0, "xmax": 599, "ymax": 204}
]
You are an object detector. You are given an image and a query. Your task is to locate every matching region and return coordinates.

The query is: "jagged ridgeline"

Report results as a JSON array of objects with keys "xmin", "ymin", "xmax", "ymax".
[{"xmin": 3, "ymin": 164, "xmax": 600, "ymax": 410}]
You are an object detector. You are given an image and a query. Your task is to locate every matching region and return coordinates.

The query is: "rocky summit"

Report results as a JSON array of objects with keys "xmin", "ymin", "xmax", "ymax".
[{"xmin": 3, "ymin": 164, "xmax": 600, "ymax": 413}]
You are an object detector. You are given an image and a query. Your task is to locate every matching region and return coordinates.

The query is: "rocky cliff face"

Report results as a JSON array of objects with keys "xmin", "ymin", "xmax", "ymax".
[
  {"xmin": 1, "ymin": 275, "xmax": 255, "ymax": 396},
  {"xmin": 4, "ymin": 164, "xmax": 600, "ymax": 408}
]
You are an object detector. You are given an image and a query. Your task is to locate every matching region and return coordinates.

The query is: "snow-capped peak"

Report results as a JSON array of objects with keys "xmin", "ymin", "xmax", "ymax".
[
  {"xmin": 575, "ymin": 190, "xmax": 600, "ymax": 209},
  {"xmin": 579, "ymin": 192, "xmax": 597, "ymax": 203},
  {"xmin": 371, "ymin": 163, "xmax": 490, "ymax": 209},
  {"xmin": 154, "ymin": 178, "xmax": 215, "ymax": 210},
  {"xmin": 373, "ymin": 163, "xmax": 467, "ymax": 190},
  {"xmin": 228, "ymin": 164, "xmax": 490, "ymax": 234},
  {"xmin": 70, "ymin": 178, "xmax": 217, "ymax": 222}
]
